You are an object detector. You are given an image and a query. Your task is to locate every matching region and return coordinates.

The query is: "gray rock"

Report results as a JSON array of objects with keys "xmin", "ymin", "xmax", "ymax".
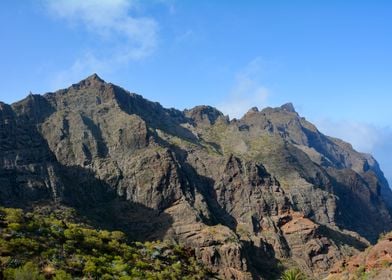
[{"xmin": 1, "ymin": 74, "xmax": 391, "ymax": 279}]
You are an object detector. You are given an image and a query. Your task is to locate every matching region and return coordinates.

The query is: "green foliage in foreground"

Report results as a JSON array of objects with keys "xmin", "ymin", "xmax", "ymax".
[
  {"xmin": 280, "ymin": 268, "xmax": 307, "ymax": 280},
  {"xmin": 0, "ymin": 207, "xmax": 209, "ymax": 279}
]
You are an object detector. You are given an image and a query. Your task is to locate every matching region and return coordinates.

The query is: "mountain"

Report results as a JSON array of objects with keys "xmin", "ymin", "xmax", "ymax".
[
  {"xmin": 326, "ymin": 232, "xmax": 392, "ymax": 280},
  {"xmin": 1, "ymin": 74, "xmax": 392, "ymax": 279}
]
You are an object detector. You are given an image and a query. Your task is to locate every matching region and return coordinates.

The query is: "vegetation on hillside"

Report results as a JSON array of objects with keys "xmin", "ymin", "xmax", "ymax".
[
  {"xmin": 280, "ymin": 268, "xmax": 307, "ymax": 280},
  {"xmin": 0, "ymin": 206, "xmax": 209, "ymax": 279},
  {"xmin": 326, "ymin": 231, "xmax": 392, "ymax": 280}
]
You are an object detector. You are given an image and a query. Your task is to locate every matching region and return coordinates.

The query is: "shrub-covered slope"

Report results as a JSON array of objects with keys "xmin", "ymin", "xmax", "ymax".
[{"xmin": 0, "ymin": 206, "xmax": 209, "ymax": 279}]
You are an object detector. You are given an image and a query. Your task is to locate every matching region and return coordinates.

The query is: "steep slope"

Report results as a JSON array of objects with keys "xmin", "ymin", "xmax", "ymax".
[
  {"xmin": 0, "ymin": 74, "xmax": 391, "ymax": 279},
  {"xmin": 0, "ymin": 206, "xmax": 209, "ymax": 279},
  {"xmin": 326, "ymin": 232, "xmax": 392, "ymax": 280},
  {"xmin": 196, "ymin": 103, "xmax": 392, "ymax": 243}
]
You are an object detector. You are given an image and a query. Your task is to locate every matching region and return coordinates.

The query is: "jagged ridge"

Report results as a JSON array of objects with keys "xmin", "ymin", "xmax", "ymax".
[{"xmin": 0, "ymin": 74, "xmax": 391, "ymax": 279}]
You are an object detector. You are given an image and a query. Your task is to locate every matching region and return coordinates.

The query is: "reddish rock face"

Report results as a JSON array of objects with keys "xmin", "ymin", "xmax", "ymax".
[
  {"xmin": 327, "ymin": 232, "xmax": 392, "ymax": 280},
  {"xmin": 0, "ymin": 75, "xmax": 391, "ymax": 279},
  {"xmin": 280, "ymin": 213, "xmax": 317, "ymax": 235}
]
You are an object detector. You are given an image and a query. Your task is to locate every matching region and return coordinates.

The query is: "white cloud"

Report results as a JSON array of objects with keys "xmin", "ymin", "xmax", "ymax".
[
  {"xmin": 316, "ymin": 119, "xmax": 381, "ymax": 153},
  {"xmin": 217, "ymin": 58, "xmax": 270, "ymax": 119},
  {"xmin": 50, "ymin": 51, "xmax": 105, "ymax": 89},
  {"xmin": 42, "ymin": 0, "xmax": 158, "ymax": 88},
  {"xmin": 316, "ymin": 119, "xmax": 392, "ymax": 185},
  {"xmin": 44, "ymin": 0, "xmax": 157, "ymax": 61}
]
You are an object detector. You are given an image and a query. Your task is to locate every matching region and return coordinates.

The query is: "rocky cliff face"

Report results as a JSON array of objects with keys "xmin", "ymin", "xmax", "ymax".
[
  {"xmin": 1, "ymin": 74, "xmax": 392, "ymax": 279},
  {"xmin": 326, "ymin": 232, "xmax": 392, "ymax": 280}
]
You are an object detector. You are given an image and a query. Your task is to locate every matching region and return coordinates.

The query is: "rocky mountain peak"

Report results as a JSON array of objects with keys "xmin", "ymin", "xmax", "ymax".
[
  {"xmin": 0, "ymin": 102, "xmax": 8, "ymax": 110},
  {"xmin": 184, "ymin": 105, "xmax": 227, "ymax": 125},
  {"xmin": 71, "ymin": 73, "xmax": 106, "ymax": 90},
  {"xmin": 85, "ymin": 73, "xmax": 105, "ymax": 83},
  {"xmin": 38, "ymin": 74, "xmax": 123, "ymax": 113},
  {"xmin": 0, "ymin": 102, "xmax": 13, "ymax": 120},
  {"xmin": 280, "ymin": 102, "xmax": 296, "ymax": 113},
  {"xmin": 1, "ymin": 77, "xmax": 392, "ymax": 280},
  {"xmin": 242, "ymin": 106, "xmax": 260, "ymax": 117}
]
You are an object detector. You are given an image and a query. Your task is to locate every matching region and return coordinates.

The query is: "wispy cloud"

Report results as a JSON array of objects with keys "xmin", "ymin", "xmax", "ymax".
[
  {"xmin": 217, "ymin": 58, "xmax": 270, "ymax": 119},
  {"xmin": 42, "ymin": 0, "xmax": 158, "ymax": 88},
  {"xmin": 316, "ymin": 119, "xmax": 392, "ymax": 184},
  {"xmin": 316, "ymin": 120, "xmax": 381, "ymax": 153},
  {"xmin": 50, "ymin": 51, "xmax": 105, "ymax": 89},
  {"xmin": 155, "ymin": 0, "xmax": 176, "ymax": 14},
  {"xmin": 45, "ymin": 0, "xmax": 157, "ymax": 61}
]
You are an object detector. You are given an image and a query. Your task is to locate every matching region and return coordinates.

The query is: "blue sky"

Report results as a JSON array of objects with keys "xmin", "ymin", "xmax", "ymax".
[{"xmin": 0, "ymin": 0, "xmax": 391, "ymax": 183}]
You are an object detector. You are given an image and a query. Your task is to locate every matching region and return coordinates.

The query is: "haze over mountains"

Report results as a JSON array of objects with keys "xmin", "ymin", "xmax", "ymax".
[{"xmin": 0, "ymin": 74, "xmax": 392, "ymax": 279}]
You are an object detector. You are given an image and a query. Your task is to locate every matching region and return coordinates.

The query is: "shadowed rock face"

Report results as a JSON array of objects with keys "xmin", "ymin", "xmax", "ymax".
[{"xmin": 1, "ymin": 74, "xmax": 391, "ymax": 279}]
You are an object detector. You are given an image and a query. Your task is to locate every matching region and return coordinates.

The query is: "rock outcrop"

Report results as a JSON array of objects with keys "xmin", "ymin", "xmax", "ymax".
[
  {"xmin": 326, "ymin": 232, "xmax": 392, "ymax": 280},
  {"xmin": 0, "ymin": 74, "xmax": 391, "ymax": 279}
]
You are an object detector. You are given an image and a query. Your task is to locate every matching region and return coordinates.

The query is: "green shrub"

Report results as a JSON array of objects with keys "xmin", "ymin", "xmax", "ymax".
[
  {"xmin": 281, "ymin": 268, "xmax": 307, "ymax": 280},
  {"xmin": 53, "ymin": 270, "xmax": 72, "ymax": 280},
  {"xmin": 6, "ymin": 262, "xmax": 45, "ymax": 280},
  {"xmin": 8, "ymin": 222, "xmax": 22, "ymax": 231},
  {"xmin": 0, "ymin": 207, "xmax": 209, "ymax": 279},
  {"xmin": 2, "ymin": 208, "xmax": 24, "ymax": 224}
]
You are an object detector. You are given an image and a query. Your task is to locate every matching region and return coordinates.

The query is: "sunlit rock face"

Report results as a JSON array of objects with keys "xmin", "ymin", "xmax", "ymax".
[{"xmin": 1, "ymin": 74, "xmax": 391, "ymax": 279}]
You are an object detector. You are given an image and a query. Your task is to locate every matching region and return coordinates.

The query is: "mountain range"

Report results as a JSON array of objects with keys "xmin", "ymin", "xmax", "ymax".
[{"xmin": 1, "ymin": 74, "xmax": 392, "ymax": 279}]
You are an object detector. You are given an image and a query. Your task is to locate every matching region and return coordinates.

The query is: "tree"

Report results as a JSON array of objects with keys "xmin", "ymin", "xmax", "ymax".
[
  {"xmin": 83, "ymin": 259, "xmax": 97, "ymax": 277},
  {"xmin": 10, "ymin": 262, "xmax": 45, "ymax": 280},
  {"xmin": 2, "ymin": 208, "xmax": 23, "ymax": 224},
  {"xmin": 53, "ymin": 270, "xmax": 73, "ymax": 280},
  {"xmin": 281, "ymin": 268, "xmax": 307, "ymax": 280}
]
